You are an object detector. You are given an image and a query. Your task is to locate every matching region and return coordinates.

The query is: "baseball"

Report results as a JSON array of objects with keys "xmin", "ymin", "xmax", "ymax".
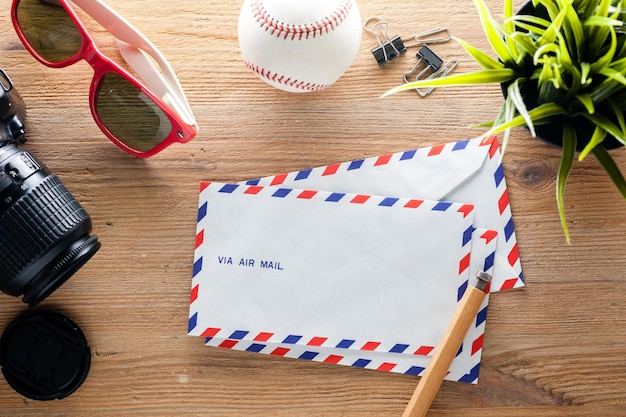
[{"xmin": 238, "ymin": 0, "xmax": 362, "ymax": 93}]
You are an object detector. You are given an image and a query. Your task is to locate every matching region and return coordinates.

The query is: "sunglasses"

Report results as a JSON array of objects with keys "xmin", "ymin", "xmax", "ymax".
[{"xmin": 11, "ymin": 0, "xmax": 198, "ymax": 157}]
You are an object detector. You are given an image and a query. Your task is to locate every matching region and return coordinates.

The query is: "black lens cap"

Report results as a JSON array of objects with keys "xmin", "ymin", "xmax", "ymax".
[{"xmin": 0, "ymin": 310, "xmax": 90, "ymax": 400}]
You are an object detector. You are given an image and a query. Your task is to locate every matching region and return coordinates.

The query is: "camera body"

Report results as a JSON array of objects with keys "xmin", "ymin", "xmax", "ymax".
[
  {"xmin": 0, "ymin": 69, "xmax": 100, "ymax": 306},
  {"xmin": 0, "ymin": 69, "xmax": 26, "ymax": 143}
]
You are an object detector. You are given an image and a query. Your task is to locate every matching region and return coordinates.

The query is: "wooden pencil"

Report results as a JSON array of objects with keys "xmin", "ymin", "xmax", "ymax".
[{"xmin": 402, "ymin": 271, "xmax": 492, "ymax": 417}]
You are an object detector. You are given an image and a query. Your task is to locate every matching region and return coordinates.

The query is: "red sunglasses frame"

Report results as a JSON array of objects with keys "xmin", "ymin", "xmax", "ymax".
[{"xmin": 11, "ymin": 0, "xmax": 197, "ymax": 158}]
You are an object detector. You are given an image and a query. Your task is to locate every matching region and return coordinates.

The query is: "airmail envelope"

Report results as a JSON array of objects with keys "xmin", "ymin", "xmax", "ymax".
[
  {"xmin": 205, "ymin": 228, "xmax": 497, "ymax": 383},
  {"xmin": 189, "ymin": 182, "xmax": 496, "ymax": 382},
  {"xmin": 243, "ymin": 135, "xmax": 522, "ymax": 293}
]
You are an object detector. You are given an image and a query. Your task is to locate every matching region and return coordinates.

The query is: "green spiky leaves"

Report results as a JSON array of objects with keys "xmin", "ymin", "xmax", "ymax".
[{"xmin": 382, "ymin": 0, "xmax": 626, "ymax": 241}]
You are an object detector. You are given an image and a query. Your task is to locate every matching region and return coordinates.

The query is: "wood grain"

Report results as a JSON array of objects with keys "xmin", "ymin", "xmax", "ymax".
[{"xmin": 1, "ymin": 0, "xmax": 626, "ymax": 415}]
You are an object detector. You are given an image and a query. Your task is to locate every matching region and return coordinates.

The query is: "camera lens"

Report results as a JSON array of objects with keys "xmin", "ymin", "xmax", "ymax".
[{"xmin": 0, "ymin": 142, "xmax": 100, "ymax": 306}]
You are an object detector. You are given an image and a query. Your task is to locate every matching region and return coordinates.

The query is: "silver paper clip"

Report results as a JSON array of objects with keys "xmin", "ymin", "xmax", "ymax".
[
  {"xmin": 363, "ymin": 17, "xmax": 407, "ymax": 66},
  {"xmin": 402, "ymin": 28, "xmax": 451, "ymax": 48},
  {"xmin": 403, "ymin": 46, "xmax": 458, "ymax": 97}
]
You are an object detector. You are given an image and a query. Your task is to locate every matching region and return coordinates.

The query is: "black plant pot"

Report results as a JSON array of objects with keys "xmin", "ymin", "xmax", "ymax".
[{"xmin": 501, "ymin": 1, "xmax": 624, "ymax": 152}]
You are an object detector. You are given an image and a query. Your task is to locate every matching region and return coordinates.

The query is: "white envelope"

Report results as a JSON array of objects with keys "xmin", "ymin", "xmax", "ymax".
[
  {"xmin": 189, "ymin": 182, "xmax": 496, "ymax": 382},
  {"xmin": 242, "ymin": 135, "xmax": 522, "ymax": 292},
  {"xmin": 204, "ymin": 228, "xmax": 497, "ymax": 383}
]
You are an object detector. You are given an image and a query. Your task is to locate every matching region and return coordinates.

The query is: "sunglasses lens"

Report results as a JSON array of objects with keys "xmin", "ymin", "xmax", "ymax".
[
  {"xmin": 15, "ymin": 0, "xmax": 83, "ymax": 63},
  {"xmin": 96, "ymin": 73, "xmax": 173, "ymax": 152}
]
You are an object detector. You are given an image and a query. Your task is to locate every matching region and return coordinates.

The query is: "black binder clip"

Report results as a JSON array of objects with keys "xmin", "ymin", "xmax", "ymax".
[
  {"xmin": 404, "ymin": 46, "xmax": 459, "ymax": 97},
  {"xmin": 363, "ymin": 17, "xmax": 407, "ymax": 66}
]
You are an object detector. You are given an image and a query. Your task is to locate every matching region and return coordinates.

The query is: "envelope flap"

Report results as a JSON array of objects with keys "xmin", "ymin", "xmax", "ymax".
[{"xmin": 251, "ymin": 139, "xmax": 490, "ymax": 202}]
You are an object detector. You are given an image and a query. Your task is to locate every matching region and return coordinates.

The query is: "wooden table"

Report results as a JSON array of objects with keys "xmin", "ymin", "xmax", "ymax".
[{"xmin": 1, "ymin": 0, "xmax": 626, "ymax": 415}]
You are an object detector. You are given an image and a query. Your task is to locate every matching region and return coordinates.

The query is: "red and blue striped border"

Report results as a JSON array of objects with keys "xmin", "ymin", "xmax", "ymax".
[{"xmin": 190, "ymin": 184, "xmax": 474, "ymax": 354}]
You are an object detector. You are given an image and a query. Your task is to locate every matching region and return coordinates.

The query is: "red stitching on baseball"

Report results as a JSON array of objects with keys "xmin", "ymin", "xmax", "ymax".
[
  {"xmin": 245, "ymin": 60, "xmax": 332, "ymax": 91},
  {"xmin": 251, "ymin": 0, "xmax": 353, "ymax": 40}
]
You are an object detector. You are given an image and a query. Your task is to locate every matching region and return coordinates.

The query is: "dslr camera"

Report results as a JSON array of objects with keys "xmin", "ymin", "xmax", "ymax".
[{"xmin": 0, "ymin": 69, "xmax": 100, "ymax": 306}]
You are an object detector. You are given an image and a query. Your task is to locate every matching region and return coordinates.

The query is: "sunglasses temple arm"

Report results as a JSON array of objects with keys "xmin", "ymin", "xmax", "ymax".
[
  {"xmin": 116, "ymin": 40, "xmax": 197, "ymax": 127},
  {"xmin": 72, "ymin": 0, "xmax": 197, "ymax": 126}
]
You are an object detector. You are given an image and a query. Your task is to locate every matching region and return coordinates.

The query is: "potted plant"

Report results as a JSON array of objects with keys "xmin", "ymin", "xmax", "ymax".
[{"xmin": 383, "ymin": 0, "xmax": 626, "ymax": 242}]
